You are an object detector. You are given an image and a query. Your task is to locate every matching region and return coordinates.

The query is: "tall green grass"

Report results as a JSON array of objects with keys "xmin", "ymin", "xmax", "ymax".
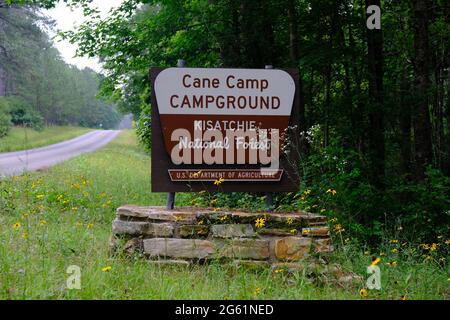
[
  {"xmin": 0, "ymin": 130, "xmax": 448, "ymax": 299},
  {"xmin": 0, "ymin": 126, "xmax": 93, "ymax": 153}
]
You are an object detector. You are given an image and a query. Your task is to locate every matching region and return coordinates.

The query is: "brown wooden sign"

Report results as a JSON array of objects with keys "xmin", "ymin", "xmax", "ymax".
[{"xmin": 150, "ymin": 67, "xmax": 300, "ymax": 192}]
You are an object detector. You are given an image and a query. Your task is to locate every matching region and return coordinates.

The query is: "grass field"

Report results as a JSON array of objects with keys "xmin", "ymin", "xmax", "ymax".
[
  {"xmin": 0, "ymin": 130, "xmax": 448, "ymax": 299},
  {"xmin": 0, "ymin": 126, "xmax": 94, "ymax": 153}
]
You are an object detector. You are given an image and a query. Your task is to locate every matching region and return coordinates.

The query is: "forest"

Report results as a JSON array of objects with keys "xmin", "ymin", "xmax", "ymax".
[
  {"xmin": 5, "ymin": 0, "xmax": 450, "ymax": 243},
  {"xmin": 0, "ymin": 1, "xmax": 121, "ymax": 136}
]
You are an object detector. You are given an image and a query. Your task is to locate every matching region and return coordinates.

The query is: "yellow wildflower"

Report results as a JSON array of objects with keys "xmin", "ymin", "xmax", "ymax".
[
  {"xmin": 445, "ymin": 239, "xmax": 450, "ymax": 245},
  {"xmin": 400, "ymin": 295, "xmax": 408, "ymax": 301},
  {"xmin": 39, "ymin": 220, "xmax": 47, "ymax": 226},
  {"xmin": 387, "ymin": 261, "xmax": 397, "ymax": 267},
  {"xmin": 87, "ymin": 223, "xmax": 94, "ymax": 229},
  {"xmin": 326, "ymin": 189, "xmax": 337, "ymax": 196},
  {"xmin": 36, "ymin": 195, "xmax": 45, "ymax": 200},
  {"xmin": 359, "ymin": 288, "xmax": 368, "ymax": 298},
  {"xmin": 214, "ymin": 178, "xmax": 225, "ymax": 186},
  {"xmin": 333, "ymin": 224, "xmax": 344, "ymax": 234},
  {"xmin": 255, "ymin": 218, "xmax": 266, "ymax": 228},
  {"xmin": 13, "ymin": 222, "xmax": 21, "ymax": 230},
  {"xmin": 193, "ymin": 171, "xmax": 202, "ymax": 178},
  {"xmin": 102, "ymin": 266, "xmax": 112, "ymax": 272},
  {"xmin": 390, "ymin": 240, "xmax": 399, "ymax": 244},
  {"xmin": 286, "ymin": 218, "xmax": 293, "ymax": 225},
  {"xmin": 430, "ymin": 243, "xmax": 437, "ymax": 251},
  {"xmin": 371, "ymin": 257, "xmax": 381, "ymax": 266},
  {"xmin": 71, "ymin": 183, "xmax": 80, "ymax": 190},
  {"xmin": 391, "ymin": 248, "xmax": 398, "ymax": 254},
  {"xmin": 290, "ymin": 229, "xmax": 297, "ymax": 235},
  {"xmin": 254, "ymin": 287, "xmax": 262, "ymax": 295},
  {"xmin": 320, "ymin": 208, "xmax": 326, "ymax": 213}
]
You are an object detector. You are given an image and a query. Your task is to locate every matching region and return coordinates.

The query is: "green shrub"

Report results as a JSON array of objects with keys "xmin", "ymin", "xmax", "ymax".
[
  {"xmin": 135, "ymin": 104, "xmax": 151, "ymax": 152},
  {"xmin": 6, "ymin": 97, "xmax": 44, "ymax": 130},
  {"xmin": 0, "ymin": 108, "xmax": 12, "ymax": 138}
]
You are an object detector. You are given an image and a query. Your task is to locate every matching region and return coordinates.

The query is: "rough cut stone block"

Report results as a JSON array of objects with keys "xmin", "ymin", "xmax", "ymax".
[
  {"xmin": 257, "ymin": 228, "xmax": 294, "ymax": 237},
  {"xmin": 143, "ymin": 238, "xmax": 215, "ymax": 259},
  {"xmin": 275, "ymin": 237, "xmax": 312, "ymax": 261},
  {"xmin": 179, "ymin": 225, "xmax": 210, "ymax": 238},
  {"xmin": 269, "ymin": 213, "xmax": 303, "ymax": 223},
  {"xmin": 112, "ymin": 219, "xmax": 173, "ymax": 237},
  {"xmin": 302, "ymin": 227, "xmax": 330, "ymax": 237},
  {"xmin": 211, "ymin": 224, "xmax": 254, "ymax": 238},
  {"xmin": 112, "ymin": 219, "xmax": 149, "ymax": 236},
  {"xmin": 215, "ymin": 239, "xmax": 269, "ymax": 260},
  {"xmin": 313, "ymin": 238, "xmax": 334, "ymax": 253},
  {"xmin": 196, "ymin": 212, "xmax": 233, "ymax": 222},
  {"xmin": 117, "ymin": 206, "xmax": 197, "ymax": 223},
  {"xmin": 148, "ymin": 260, "xmax": 190, "ymax": 267},
  {"xmin": 229, "ymin": 211, "xmax": 261, "ymax": 223},
  {"xmin": 147, "ymin": 223, "xmax": 174, "ymax": 237},
  {"xmin": 301, "ymin": 214, "xmax": 327, "ymax": 225}
]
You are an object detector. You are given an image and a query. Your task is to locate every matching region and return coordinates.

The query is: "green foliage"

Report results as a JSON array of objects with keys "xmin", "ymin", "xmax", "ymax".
[
  {"xmin": 4, "ymin": 97, "xmax": 44, "ymax": 130},
  {"xmin": 0, "ymin": 6, "xmax": 121, "ymax": 130},
  {"xmin": 135, "ymin": 104, "xmax": 151, "ymax": 152},
  {"xmin": 0, "ymin": 107, "xmax": 11, "ymax": 138}
]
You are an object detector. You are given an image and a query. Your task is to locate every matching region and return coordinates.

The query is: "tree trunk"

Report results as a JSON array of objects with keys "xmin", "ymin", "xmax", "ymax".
[
  {"xmin": 0, "ymin": 65, "xmax": 5, "ymax": 96},
  {"xmin": 412, "ymin": 0, "xmax": 433, "ymax": 179},
  {"xmin": 286, "ymin": 0, "xmax": 306, "ymax": 135},
  {"xmin": 365, "ymin": 0, "xmax": 385, "ymax": 188}
]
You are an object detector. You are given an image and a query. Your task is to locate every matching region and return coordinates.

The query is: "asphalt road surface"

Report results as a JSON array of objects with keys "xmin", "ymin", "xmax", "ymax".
[{"xmin": 0, "ymin": 130, "xmax": 120, "ymax": 177}]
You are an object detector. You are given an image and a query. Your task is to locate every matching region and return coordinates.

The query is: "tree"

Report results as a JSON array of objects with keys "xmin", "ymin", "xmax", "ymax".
[{"xmin": 412, "ymin": 0, "xmax": 433, "ymax": 179}]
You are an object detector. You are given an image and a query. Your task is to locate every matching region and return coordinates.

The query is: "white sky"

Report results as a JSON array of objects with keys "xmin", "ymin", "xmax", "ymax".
[{"xmin": 44, "ymin": 0, "xmax": 124, "ymax": 72}]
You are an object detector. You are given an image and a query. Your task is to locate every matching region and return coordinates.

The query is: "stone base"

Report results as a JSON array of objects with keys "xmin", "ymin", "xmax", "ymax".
[{"xmin": 110, "ymin": 206, "xmax": 334, "ymax": 267}]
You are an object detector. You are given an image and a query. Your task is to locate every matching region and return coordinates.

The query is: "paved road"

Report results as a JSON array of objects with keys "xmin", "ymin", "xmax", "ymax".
[{"xmin": 0, "ymin": 130, "xmax": 121, "ymax": 177}]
